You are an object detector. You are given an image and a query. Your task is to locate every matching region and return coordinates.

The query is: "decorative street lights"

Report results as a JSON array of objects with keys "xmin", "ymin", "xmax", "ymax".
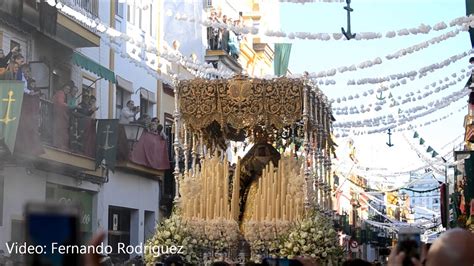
[{"xmin": 123, "ymin": 123, "xmax": 145, "ymax": 150}]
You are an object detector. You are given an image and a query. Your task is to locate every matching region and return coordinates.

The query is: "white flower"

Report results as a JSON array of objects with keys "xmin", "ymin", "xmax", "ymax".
[
  {"xmin": 163, "ymin": 231, "xmax": 171, "ymax": 238},
  {"xmin": 293, "ymin": 246, "xmax": 299, "ymax": 252},
  {"xmin": 322, "ymin": 251, "xmax": 328, "ymax": 258}
]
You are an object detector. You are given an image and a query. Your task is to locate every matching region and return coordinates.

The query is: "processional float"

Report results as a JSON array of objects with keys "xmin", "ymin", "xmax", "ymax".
[{"xmin": 145, "ymin": 75, "xmax": 342, "ymax": 264}]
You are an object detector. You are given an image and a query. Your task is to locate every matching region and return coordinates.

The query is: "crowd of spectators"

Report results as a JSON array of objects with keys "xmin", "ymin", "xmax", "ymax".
[
  {"xmin": 207, "ymin": 9, "xmax": 242, "ymax": 60},
  {"xmin": 119, "ymin": 100, "xmax": 167, "ymax": 139}
]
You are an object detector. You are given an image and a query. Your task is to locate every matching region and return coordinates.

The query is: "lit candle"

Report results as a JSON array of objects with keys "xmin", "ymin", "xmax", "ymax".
[
  {"xmin": 272, "ymin": 174, "xmax": 277, "ymax": 220},
  {"xmin": 258, "ymin": 177, "xmax": 262, "ymax": 221},
  {"xmin": 276, "ymin": 195, "xmax": 280, "ymax": 219},
  {"xmin": 286, "ymin": 195, "xmax": 291, "ymax": 221},
  {"xmin": 232, "ymin": 159, "xmax": 241, "ymax": 220}
]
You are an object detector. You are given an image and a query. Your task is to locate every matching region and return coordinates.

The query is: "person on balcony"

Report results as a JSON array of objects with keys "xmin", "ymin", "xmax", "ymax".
[
  {"xmin": 67, "ymin": 85, "xmax": 79, "ymax": 110},
  {"xmin": 0, "ymin": 46, "xmax": 18, "ymax": 71},
  {"xmin": 220, "ymin": 15, "xmax": 229, "ymax": 53},
  {"xmin": 25, "ymin": 78, "xmax": 41, "ymax": 96},
  {"xmin": 207, "ymin": 11, "xmax": 219, "ymax": 50},
  {"xmin": 119, "ymin": 100, "xmax": 139, "ymax": 124},
  {"xmin": 0, "ymin": 61, "xmax": 19, "ymax": 80},
  {"xmin": 77, "ymin": 95, "xmax": 99, "ymax": 117},
  {"xmin": 228, "ymin": 29, "xmax": 240, "ymax": 59},
  {"xmin": 137, "ymin": 113, "xmax": 151, "ymax": 127},
  {"xmin": 52, "ymin": 81, "xmax": 73, "ymax": 149},
  {"xmin": 13, "ymin": 53, "xmax": 25, "ymax": 80},
  {"xmin": 149, "ymin": 117, "xmax": 167, "ymax": 140}
]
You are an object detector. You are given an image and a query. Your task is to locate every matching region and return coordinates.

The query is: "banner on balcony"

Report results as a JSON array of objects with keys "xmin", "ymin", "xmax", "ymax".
[
  {"xmin": 274, "ymin": 43, "xmax": 292, "ymax": 77},
  {"xmin": 0, "ymin": 81, "xmax": 24, "ymax": 153},
  {"xmin": 95, "ymin": 119, "xmax": 119, "ymax": 171}
]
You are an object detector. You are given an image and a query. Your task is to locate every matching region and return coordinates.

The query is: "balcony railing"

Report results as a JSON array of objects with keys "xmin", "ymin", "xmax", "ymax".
[
  {"xmin": 38, "ymin": 98, "xmax": 97, "ymax": 158},
  {"xmin": 70, "ymin": 0, "xmax": 99, "ymax": 18}
]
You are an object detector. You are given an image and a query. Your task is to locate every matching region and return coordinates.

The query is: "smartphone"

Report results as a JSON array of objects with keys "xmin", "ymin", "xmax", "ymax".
[
  {"xmin": 25, "ymin": 202, "xmax": 81, "ymax": 266},
  {"xmin": 262, "ymin": 258, "xmax": 303, "ymax": 266},
  {"xmin": 397, "ymin": 227, "xmax": 421, "ymax": 266}
]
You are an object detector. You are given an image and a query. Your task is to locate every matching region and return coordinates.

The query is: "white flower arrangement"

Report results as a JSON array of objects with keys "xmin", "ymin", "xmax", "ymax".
[
  {"xmin": 244, "ymin": 221, "xmax": 291, "ymax": 262},
  {"xmin": 144, "ymin": 215, "xmax": 202, "ymax": 265},
  {"xmin": 145, "ymin": 216, "xmax": 241, "ymax": 265},
  {"xmin": 278, "ymin": 211, "xmax": 343, "ymax": 262}
]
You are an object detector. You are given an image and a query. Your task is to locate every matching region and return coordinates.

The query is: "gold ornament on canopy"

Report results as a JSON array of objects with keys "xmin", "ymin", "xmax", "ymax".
[{"xmin": 178, "ymin": 76, "xmax": 304, "ymax": 134}]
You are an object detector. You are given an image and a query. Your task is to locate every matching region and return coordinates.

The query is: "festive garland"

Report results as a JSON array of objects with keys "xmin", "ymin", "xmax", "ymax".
[
  {"xmin": 333, "ymin": 86, "xmax": 469, "ymax": 130},
  {"xmin": 346, "ymin": 49, "xmax": 471, "ymax": 86},
  {"xmin": 332, "ymin": 68, "xmax": 467, "ymax": 115},
  {"xmin": 336, "ymin": 104, "xmax": 466, "ymax": 137}
]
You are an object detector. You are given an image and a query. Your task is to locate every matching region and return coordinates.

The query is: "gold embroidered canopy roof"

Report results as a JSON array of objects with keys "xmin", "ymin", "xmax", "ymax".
[{"xmin": 178, "ymin": 77, "xmax": 304, "ymax": 133}]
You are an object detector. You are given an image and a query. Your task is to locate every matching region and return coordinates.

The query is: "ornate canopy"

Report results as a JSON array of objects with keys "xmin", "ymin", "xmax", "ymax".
[{"xmin": 178, "ymin": 76, "xmax": 304, "ymax": 135}]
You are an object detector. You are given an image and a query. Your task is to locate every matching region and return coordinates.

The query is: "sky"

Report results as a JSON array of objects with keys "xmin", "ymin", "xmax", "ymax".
[{"xmin": 279, "ymin": 0, "xmax": 470, "ymax": 180}]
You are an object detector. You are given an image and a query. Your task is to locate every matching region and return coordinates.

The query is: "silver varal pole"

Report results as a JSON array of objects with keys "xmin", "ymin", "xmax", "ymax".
[
  {"xmin": 302, "ymin": 78, "xmax": 312, "ymax": 211},
  {"xmin": 172, "ymin": 77, "xmax": 181, "ymax": 202}
]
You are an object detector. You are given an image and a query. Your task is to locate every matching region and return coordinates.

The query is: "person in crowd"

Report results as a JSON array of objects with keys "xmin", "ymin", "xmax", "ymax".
[
  {"xmin": 207, "ymin": 10, "xmax": 219, "ymax": 50},
  {"xmin": 0, "ymin": 61, "xmax": 19, "ymax": 80},
  {"xmin": 0, "ymin": 46, "xmax": 18, "ymax": 70},
  {"xmin": 20, "ymin": 64, "xmax": 32, "ymax": 93},
  {"xmin": 342, "ymin": 258, "xmax": 372, "ymax": 266},
  {"xmin": 13, "ymin": 53, "xmax": 25, "ymax": 81},
  {"xmin": 137, "ymin": 113, "xmax": 151, "ymax": 127},
  {"xmin": 26, "ymin": 78, "xmax": 41, "ymax": 96},
  {"xmin": 228, "ymin": 27, "xmax": 240, "ymax": 59},
  {"xmin": 149, "ymin": 117, "xmax": 167, "ymax": 139},
  {"xmin": 78, "ymin": 95, "xmax": 99, "ymax": 117},
  {"xmin": 388, "ymin": 228, "xmax": 474, "ymax": 266},
  {"xmin": 52, "ymin": 82, "xmax": 73, "ymax": 149},
  {"xmin": 67, "ymin": 85, "xmax": 79, "ymax": 110},
  {"xmin": 220, "ymin": 15, "xmax": 229, "ymax": 53},
  {"xmin": 119, "ymin": 100, "xmax": 139, "ymax": 124},
  {"xmin": 163, "ymin": 255, "xmax": 184, "ymax": 266}
]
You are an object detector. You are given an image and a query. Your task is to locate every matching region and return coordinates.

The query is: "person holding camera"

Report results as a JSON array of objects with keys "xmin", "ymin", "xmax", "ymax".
[{"xmin": 119, "ymin": 100, "xmax": 139, "ymax": 124}]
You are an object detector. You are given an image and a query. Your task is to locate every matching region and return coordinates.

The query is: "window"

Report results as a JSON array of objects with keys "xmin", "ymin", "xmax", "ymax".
[
  {"xmin": 433, "ymin": 198, "xmax": 439, "ymax": 204},
  {"xmin": 127, "ymin": 2, "xmax": 134, "ymax": 23},
  {"xmin": 115, "ymin": 86, "xmax": 131, "ymax": 119},
  {"xmin": 138, "ymin": 6, "xmax": 142, "ymax": 29},
  {"xmin": 205, "ymin": 0, "xmax": 212, "ymax": 7},
  {"xmin": 115, "ymin": 0, "xmax": 124, "ymax": 17},
  {"xmin": 138, "ymin": 88, "xmax": 155, "ymax": 116},
  {"xmin": 149, "ymin": 4, "xmax": 153, "ymax": 35}
]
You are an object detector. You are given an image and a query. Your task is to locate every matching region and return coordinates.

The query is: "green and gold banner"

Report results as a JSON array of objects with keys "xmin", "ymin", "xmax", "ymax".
[
  {"xmin": 95, "ymin": 119, "xmax": 119, "ymax": 171},
  {"xmin": 0, "ymin": 81, "xmax": 24, "ymax": 153}
]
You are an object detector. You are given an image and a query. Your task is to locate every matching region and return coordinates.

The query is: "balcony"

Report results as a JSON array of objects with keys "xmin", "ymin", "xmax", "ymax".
[
  {"xmin": 20, "ymin": 0, "xmax": 100, "ymax": 48},
  {"xmin": 205, "ymin": 26, "xmax": 243, "ymax": 74},
  {"xmin": 14, "ymin": 94, "xmax": 170, "ymax": 181},
  {"xmin": 10, "ymin": 95, "xmax": 104, "ymax": 182},
  {"xmin": 116, "ymin": 124, "xmax": 170, "ymax": 177}
]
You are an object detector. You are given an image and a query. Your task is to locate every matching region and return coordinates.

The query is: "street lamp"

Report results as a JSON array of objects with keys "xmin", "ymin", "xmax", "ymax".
[{"xmin": 123, "ymin": 123, "xmax": 145, "ymax": 150}]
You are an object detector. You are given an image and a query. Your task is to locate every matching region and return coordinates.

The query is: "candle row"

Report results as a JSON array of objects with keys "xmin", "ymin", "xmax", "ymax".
[
  {"xmin": 181, "ymin": 155, "xmax": 241, "ymax": 221},
  {"xmin": 252, "ymin": 156, "xmax": 304, "ymax": 222}
]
